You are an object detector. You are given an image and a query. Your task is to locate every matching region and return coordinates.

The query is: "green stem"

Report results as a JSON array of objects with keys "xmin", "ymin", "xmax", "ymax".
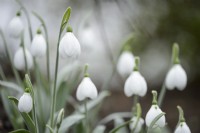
[
  {"xmin": 20, "ymin": 31, "xmax": 29, "ymax": 75},
  {"xmin": 25, "ymin": 74, "xmax": 38, "ymax": 133},
  {"xmin": 172, "ymin": 43, "xmax": 180, "ymax": 64},
  {"xmin": 158, "ymin": 83, "xmax": 166, "ymax": 107},
  {"xmin": 16, "ymin": 0, "xmax": 33, "ymax": 40},
  {"xmin": 152, "ymin": 90, "xmax": 158, "ymax": 105},
  {"xmin": 32, "ymin": 12, "xmax": 50, "ymax": 85},
  {"xmin": 132, "ymin": 95, "xmax": 139, "ymax": 115},
  {"xmin": 177, "ymin": 106, "xmax": 185, "ymax": 123},
  {"xmin": 84, "ymin": 99, "xmax": 89, "ymax": 133},
  {"xmin": 0, "ymin": 29, "xmax": 21, "ymax": 85},
  {"xmin": 49, "ymin": 28, "xmax": 62, "ymax": 130},
  {"xmin": 133, "ymin": 57, "xmax": 140, "ymax": 71}
]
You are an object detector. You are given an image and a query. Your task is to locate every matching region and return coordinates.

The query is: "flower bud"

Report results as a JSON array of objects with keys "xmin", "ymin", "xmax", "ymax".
[
  {"xmin": 56, "ymin": 108, "xmax": 64, "ymax": 129},
  {"xmin": 165, "ymin": 64, "xmax": 187, "ymax": 91},
  {"xmin": 18, "ymin": 92, "xmax": 33, "ymax": 113},
  {"xmin": 117, "ymin": 51, "xmax": 135, "ymax": 78},
  {"xmin": 31, "ymin": 30, "xmax": 47, "ymax": 57},
  {"xmin": 59, "ymin": 26, "xmax": 81, "ymax": 59},
  {"xmin": 76, "ymin": 77, "xmax": 98, "ymax": 101},
  {"xmin": 8, "ymin": 13, "xmax": 24, "ymax": 38},
  {"xmin": 14, "ymin": 47, "xmax": 33, "ymax": 71},
  {"xmin": 129, "ymin": 117, "xmax": 144, "ymax": 133},
  {"xmin": 174, "ymin": 122, "xmax": 191, "ymax": 133},
  {"xmin": 124, "ymin": 71, "xmax": 147, "ymax": 97}
]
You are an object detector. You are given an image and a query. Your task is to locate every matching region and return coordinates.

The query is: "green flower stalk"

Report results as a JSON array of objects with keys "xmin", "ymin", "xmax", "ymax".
[
  {"xmin": 175, "ymin": 106, "xmax": 191, "ymax": 133},
  {"xmin": 49, "ymin": 7, "xmax": 71, "ymax": 131}
]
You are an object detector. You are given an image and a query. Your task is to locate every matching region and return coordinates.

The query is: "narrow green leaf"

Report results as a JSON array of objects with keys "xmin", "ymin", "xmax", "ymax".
[
  {"xmin": 59, "ymin": 113, "xmax": 85, "ymax": 133},
  {"xmin": 109, "ymin": 120, "xmax": 132, "ymax": 133},
  {"xmin": 61, "ymin": 7, "xmax": 71, "ymax": 32},
  {"xmin": 9, "ymin": 129, "xmax": 30, "ymax": 133},
  {"xmin": 8, "ymin": 96, "xmax": 36, "ymax": 133},
  {"xmin": 46, "ymin": 124, "xmax": 54, "ymax": 133},
  {"xmin": 0, "ymin": 80, "xmax": 23, "ymax": 92},
  {"xmin": 148, "ymin": 112, "xmax": 166, "ymax": 131}
]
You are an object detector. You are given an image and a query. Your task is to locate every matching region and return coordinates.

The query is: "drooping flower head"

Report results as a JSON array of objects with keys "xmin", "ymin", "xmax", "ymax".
[
  {"xmin": 174, "ymin": 106, "xmax": 191, "ymax": 133},
  {"xmin": 145, "ymin": 91, "xmax": 166, "ymax": 128},
  {"xmin": 14, "ymin": 47, "xmax": 33, "ymax": 71},
  {"xmin": 117, "ymin": 49, "xmax": 135, "ymax": 78},
  {"xmin": 8, "ymin": 11, "xmax": 24, "ymax": 38},
  {"xmin": 18, "ymin": 88, "xmax": 33, "ymax": 113},
  {"xmin": 31, "ymin": 28, "xmax": 47, "ymax": 57},
  {"xmin": 59, "ymin": 26, "xmax": 81, "ymax": 59},
  {"xmin": 165, "ymin": 43, "xmax": 187, "ymax": 91},
  {"xmin": 124, "ymin": 57, "xmax": 147, "ymax": 97},
  {"xmin": 76, "ymin": 64, "xmax": 98, "ymax": 101}
]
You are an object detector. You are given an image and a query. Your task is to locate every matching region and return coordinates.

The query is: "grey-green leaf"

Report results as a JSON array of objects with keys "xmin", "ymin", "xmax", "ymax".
[
  {"xmin": 59, "ymin": 113, "xmax": 85, "ymax": 133},
  {"xmin": 0, "ymin": 80, "xmax": 23, "ymax": 92},
  {"xmin": 109, "ymin": 120, "xmax": 132, "ymax": 133},
  {"xmin": 9, "ymin": 129, "xmax": 30, "ymax": 133}
]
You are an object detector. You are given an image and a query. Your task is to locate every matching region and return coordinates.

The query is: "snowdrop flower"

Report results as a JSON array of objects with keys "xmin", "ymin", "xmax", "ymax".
[
  {"xmin": 117, "ymin": 51, "xmax": 135, "ymax": 78},
  {"xmin": 31, "ymin": 29, "xmax": 47, "ymax": 57},
  {"xmin": 8, "ymin": 12, "xmax": 24, "ymax": 38},
  {"xmin": 18, "ymin": 89, "xmax": 33, "ymax": 113},
  {"xmin": 174, "ymin": 106, "xmax": 191, "ymax": 133},
  {"xmin": 165, "ymin": 64, "xmax": 187, "ymax": 91},
  {"xmin": 165, "ymin": 43, "xmax": 187, "ymax": 91},
  {"xmin": 129, "ymin": 117, "xmax": 144, "ymax": 133},
  {"xmin": 76, "ymin": 64, "xmax": 98, "ymax": 101},
  {"xmin": 14, "ymin": 47, "xmax": 33, "ymax": 71},
  {"xmin": 59, "ymin": 26, "xmax": 81, "ymax": 59},
  {"xmin": 124, "ymin": 57, "xmax": 147, "ymax": 97},
  {"xmin": 145, "ymin": 91, "xmax": 166, "ymax": 128}
]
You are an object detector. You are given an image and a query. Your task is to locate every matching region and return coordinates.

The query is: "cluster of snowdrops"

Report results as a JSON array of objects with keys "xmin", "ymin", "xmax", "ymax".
[{"xmin": 0, "ymin": 1, "xmax": 191, "ymax": 133}]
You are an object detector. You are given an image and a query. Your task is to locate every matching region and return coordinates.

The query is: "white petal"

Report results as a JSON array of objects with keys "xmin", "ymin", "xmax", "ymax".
[
  {"xmin": 165, "ymin": 64, "xmax": 187, "ymax": 91},
  {"xmin": 117, "ymin": 51, "xmax": 135, "ymax": 78},
  {"xmin": 31, "ymin": 34, "xmax": 47, "ymax": 57},
  {"xmin": 14, "ymin": 47, "xmax": 33, "ymax": 71},
  {"xmin": 174, "ymin": 65, "xmax": 187, "ymax": 91},
  {"xmin": 59, "ymin": 32, "xmax": 81, "ymax": 59},
  {"xmin": 8, "ymin": 16, "xmax": 24, "ymax": 38},
  {"xmin": 129, "ymin": 117, "xmax": 144, "ymax": 133},
  {"xmin": 76, "ymin": 77, "xmax": 98, "ymax": 101},
  {"xmin": 145, "ymin": 105, "xmax": 166, "ymax": 128},
  {"xmin": 124, "ymin": 71, "xmax": 147, "ymax": 97},
  {"xmin": 18, "ymin": 93, "xmax": 33, "ymax": 113},
  {"xmin": 174, "ymin": 122, "xmax": 191, "ymax": 133}
]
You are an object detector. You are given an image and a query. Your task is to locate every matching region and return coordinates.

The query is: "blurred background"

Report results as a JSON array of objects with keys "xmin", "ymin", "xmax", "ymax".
[{"xmin": 0, "ymin": 0, "xmax": 200, "ymax": 132}]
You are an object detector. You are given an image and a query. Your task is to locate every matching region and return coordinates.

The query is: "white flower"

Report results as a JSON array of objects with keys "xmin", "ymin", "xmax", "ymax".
[
  {"xmin": 18, "ymin": 92, "xmax": 33, "ymax": 113},
  {"xmin": 165, "ymin": 64, "xmax": 187, "ymax": 91},
  {"xmin": 174, "ymin": 122, "xmax": 191, "ymax": 133},
  {"xmin": 76, "ymin": 77, "xmax": 98, "ymax": 101},
  {"xmin": 31, "ymin": 33, "xmax": 46, "ymax": 57},
  {"xmin": 14, "ymin": 47, "xmax": 33, "ymax": 71},
  {"xmin": 145, "ymin": 105, "xmax": 166, "ymax": 128},
  {"xmin": 124, "ymin": 71, "xmax": 147, "ymax": 97},
  {"xmin": 117, "ymin": 51, "xmax": 135, "ymax": 78},
  {"xmin": 129, "ymin": 117, "xmax": 144, "ymax": 133},
  {"xmin": 8, "ymin": 16, "xmax": 24, "ymax": 37},
  {"xmin": 59, "ymin": 32, "xmax": 81, "ymax": 59}
]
